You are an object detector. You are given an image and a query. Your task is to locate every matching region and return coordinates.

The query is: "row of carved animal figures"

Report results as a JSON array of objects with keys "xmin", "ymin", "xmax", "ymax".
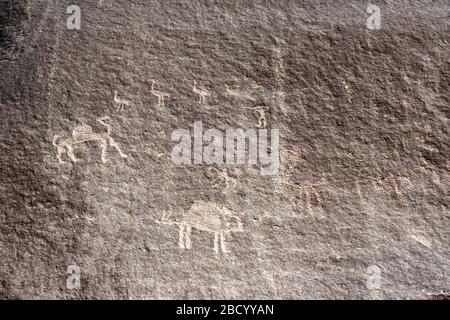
[
  {"xmin": 114, "ymin": 80, "xmax": 209, "ymax": 111},
  {"xmin": 114, "ymin": 81, "xmax": 270, "ymax": 128}
]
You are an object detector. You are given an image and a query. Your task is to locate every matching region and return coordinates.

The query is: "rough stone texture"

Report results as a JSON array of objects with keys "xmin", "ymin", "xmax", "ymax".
[{"xmin": 0, "ymin": 0, "xmax": 448, "ymax": 299}]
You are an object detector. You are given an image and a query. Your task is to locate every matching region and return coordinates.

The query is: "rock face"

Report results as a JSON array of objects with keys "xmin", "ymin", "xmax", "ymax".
[{"xmin": 0, "ymin": 0, "xmax": 448, "ymax": 299}]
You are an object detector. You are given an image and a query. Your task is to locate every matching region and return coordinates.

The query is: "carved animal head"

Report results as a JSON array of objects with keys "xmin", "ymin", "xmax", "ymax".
[{"xmin": 223, "ymin": 213, "xmax": 244, "ymax": 233}]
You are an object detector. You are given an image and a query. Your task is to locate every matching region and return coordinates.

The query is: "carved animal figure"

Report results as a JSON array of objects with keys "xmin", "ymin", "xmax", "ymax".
[
  {"xmin": 294, "ymin": 179, "xmax": 327, "ymax": 212},
  {"xmin": 193, "ymin": 80, "xmax": 209, "ymax": 104},
  {"xmin": 253, "ymin": 106, "xmax": 269, "ymax": 128},
  {"xmin": 150, "ymin": 80, "xmax": 170, "ymax": 106},
  {"xmin": 156, "ymin": 200, "xmax": 244, "ymax": 254},
  {"xmin": 52, "ymin": 116, "xmax": 128, "ymax": 164},
  {"xmin": 114, "ymin": 91, "xmax": 131, "ymax": 112},
  {"xmin": 209, "ymin": 167, "xmax": 238, "ymax": 194}
]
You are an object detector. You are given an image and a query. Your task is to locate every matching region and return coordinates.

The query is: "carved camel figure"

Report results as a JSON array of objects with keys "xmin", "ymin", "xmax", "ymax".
[
  {"xmin": 52, "ymin": 116, "xmax": 128, "ymax": 164},
  {"xmin": 156, "ymin": 200, "xmax": 244, "ymax": 254}
]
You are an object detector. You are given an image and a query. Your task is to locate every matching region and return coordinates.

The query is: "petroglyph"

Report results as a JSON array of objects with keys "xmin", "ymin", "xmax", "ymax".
[
  {"xmin": 52, "ymin": 116, "xmax": 128, "ymax": 164},
  {"xmin": 372, "ymin": 175, "xmax": 412, "ymax": 196},
  {"xmin": 276, "ymin": 144, "xmax": 415, "ymax": 212},
  {"xmin": 275, "ymin": 146, "xmax": 326, "ymax": 213},
  {"xmin": 291, "ymin": 179, "xmax": 327, "ymax": 213},
  {"xmin": 224, "ymin": 84, "xmax": 256, "ymax": 101},
  {"xmin": 193, "ymin": 80, "xmax": 209, "ymax": 104},
  {"xmin": 208, "ymin": 167, "xmax": 238, "ymax": 194},
  {"xmin": 254, "ymin": 106, "xmax": 269, "ymax": 128},
  {"xmin": 275, "ymin": 146, "xmax": 303, "ymax": 193},
  {"xmin": 150, "ymin": 80, "xmax": 170, "ymax": 107},
  {"xmin": 156, "ymin": 201, "xmax": 244, "ymax": 254},
  {"xmin": 113, "ymin": 90, "xmax": 131, "ymax": 112}
]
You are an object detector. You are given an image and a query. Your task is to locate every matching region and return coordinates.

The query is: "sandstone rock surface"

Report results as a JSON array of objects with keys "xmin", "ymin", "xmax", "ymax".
[{"xmin": 0, "ymin": 0, "xmax": 448, "ymax": 299}]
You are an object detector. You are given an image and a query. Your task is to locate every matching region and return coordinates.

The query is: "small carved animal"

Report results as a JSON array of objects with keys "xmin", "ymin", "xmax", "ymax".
[
  {"xmin": 156, "ymin": 200, "xmax": 244, "ymax": 254},
  {"xmin": 150, "ymin": 80, "xmax": 170, "ymax": 106},
  {"xmin": 253, "ymin": 106, "xmax": 269, "ymax": 128},
  {"xmin": 209, "ymin": 167, "xmax": 238, "ymax": 194},
  {"xmin": 193, "ymin": 80, "xmax": 209, "ymax": 104},
  {"xmin": 114, "ymin": 91, "xmax": 131, "ymax": 112},
  {"xmin": 52, "ymin": 116, "xmax": 128, "ymax": 164}
]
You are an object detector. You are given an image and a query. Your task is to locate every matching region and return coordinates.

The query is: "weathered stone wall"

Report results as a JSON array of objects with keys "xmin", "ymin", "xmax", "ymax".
[{"xmin": 0, "ymin": 0, "xmax": 448, "ymax": 299}]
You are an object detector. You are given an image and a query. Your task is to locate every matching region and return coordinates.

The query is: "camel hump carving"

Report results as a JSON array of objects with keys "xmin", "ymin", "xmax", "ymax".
[
  {"xmin": 156, "ymin": 200, "xmax": 244, "ymax": 254},
  {"xmin": 53, "ymin": 116, "xmax": 128, "ymax": 164},
  {"xmin": 72, "ymin": 123, "xmax": 94, "ymax": 141}
]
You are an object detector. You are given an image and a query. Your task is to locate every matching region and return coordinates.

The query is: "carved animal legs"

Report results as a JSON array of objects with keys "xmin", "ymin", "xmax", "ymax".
[
  {"xmin": 303, "ymin": 188, "xmax": 323, "ymax": 213},
  {"xmin": 213, "ymin": 232, "xmax": 229, "ymax": 254},
  {"xmin": 178, "ymin": 225, "xmax": 186, "ymax": 249},
  {"xmin": 116, "ymin": 102, "xmax": 129, "ymax": 112},
  {"xmin": 355, "ymin": 181, "xmax": 363, "ymax": 201},
  {"xmin": 178, "ymin": 225, "xmax": 191, "ymax": 249},
  {"xmin": 108, "ymin": 136, "xmax": 127, "ymax": 158},
  {"xmin": 185, "ymin": 226, "xmax": 192, "ymax": 249},
  {"xmin": 98, "ymin": 138, "xmax": 108, "ymax": 163},
  {"xmin": 213, "ymin": 232, "xmax": 219, "ymax": 253},
  {"xmin": 220, "ymin": 231, "xmax": 229, "ymax": 254},
  {"xmin": 56, "ymin": 146, "xmax": 66, "ymax": 164},
  {"xmin": 66, "ymin": 144, "xmax": 80, "ymax": 163},
  {"xmin": 178, "ymin": 227, "xmax": 229, "ymax": 254}
]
